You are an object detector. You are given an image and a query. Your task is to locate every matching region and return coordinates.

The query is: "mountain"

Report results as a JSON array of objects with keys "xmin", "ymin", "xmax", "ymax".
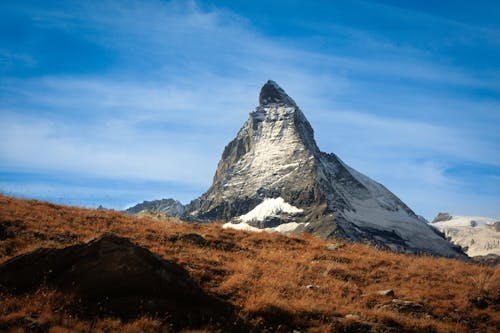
[
  {"xmin": 183, "ymin": 80, "xmax": 465, "ymax": 258},
  {"xmin": 431, "ymin": 214, "xmax": 500, "ymax": 257},
  {"xmin": 125, "ymin": 198, "xmax": 185, "ymax": 217}
]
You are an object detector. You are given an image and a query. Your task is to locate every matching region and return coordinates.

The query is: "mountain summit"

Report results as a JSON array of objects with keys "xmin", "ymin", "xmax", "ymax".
[
  {"xmin": 184, "ymin": 81, "xmax": 465, "ymax": 258},
  {"xmin": 259, "ymin": 80, "xmax": 297, "ymax": 106}
]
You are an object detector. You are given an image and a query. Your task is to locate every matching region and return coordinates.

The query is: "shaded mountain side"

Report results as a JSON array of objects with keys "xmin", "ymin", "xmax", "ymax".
[{"xmin": 183, "ymin": 80, "xmax": 465, "ymax": 259}]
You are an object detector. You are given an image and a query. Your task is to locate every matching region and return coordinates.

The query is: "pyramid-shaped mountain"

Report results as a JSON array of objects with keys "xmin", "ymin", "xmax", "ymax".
[{"xmin": 184, "ymin": 80, "xmax": 465, "ymax": 258}]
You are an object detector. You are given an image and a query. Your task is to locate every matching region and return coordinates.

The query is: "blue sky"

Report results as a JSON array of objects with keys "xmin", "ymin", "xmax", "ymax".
[{"xmin": 0, "ymin": 0, "xmax": 499, "ymax": 220}]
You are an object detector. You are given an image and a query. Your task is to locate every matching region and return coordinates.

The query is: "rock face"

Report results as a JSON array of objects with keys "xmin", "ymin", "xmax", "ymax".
[
  {"xmin": 0, "ymin": 235, "xmax": 233, "ymax": 327},
  {"xmin": 183, "ymin": 80, "xmax": 465, "ymax": 258},
  {"xmin": 432, "ymin": 212, "xmax": 453, "ymax": 223},
  {"xmin": 135, "ymin": 210, "xmax": 182, "ymax": 222},
  {"xmin": 126, "ymin": 198, "xmax": 185, "ymax": 217}
]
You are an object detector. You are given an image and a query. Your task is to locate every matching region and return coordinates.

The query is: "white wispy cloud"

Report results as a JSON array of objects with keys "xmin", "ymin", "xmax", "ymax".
[{"xmin": 0, "ymin": 112, "xmax": 221, "ymax": 185}]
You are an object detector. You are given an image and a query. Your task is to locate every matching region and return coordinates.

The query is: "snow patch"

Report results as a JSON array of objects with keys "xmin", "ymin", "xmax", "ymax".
[
  {"xmin": 222, "ymin": 198, "xmax": 304, "ymax": 235},
  {"xmin": 222, "ymin": 221, "xmax": 262, "ymax": 232},
  {"xmin": 222, "ymin": 221, "xmax": 304, "ymax": 234},
  {"xmin": 238, "ymin": 197, "xmax": 303, "ymax": 222}
]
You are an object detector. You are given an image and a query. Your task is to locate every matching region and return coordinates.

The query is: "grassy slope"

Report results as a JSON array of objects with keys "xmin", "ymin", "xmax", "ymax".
[{"xmin": 0, "ymin": 195, "xmax": 499, "ymax": 332}]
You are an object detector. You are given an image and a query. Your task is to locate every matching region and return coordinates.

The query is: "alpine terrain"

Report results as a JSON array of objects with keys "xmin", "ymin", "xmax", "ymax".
[
  {"xmin": 431, "ymin": 213, "xmax": 500, "ymax": 257},
  {"xmin": 184, "ymin": 80, "xmax": 465, "ymax": 258},
  {"xmin": 1, "ymin": 195, "xmax": 498, "ymax": 332},
  {"xmin": 125, "ymin": 198, "xmax": 185, "ymax": 218}
]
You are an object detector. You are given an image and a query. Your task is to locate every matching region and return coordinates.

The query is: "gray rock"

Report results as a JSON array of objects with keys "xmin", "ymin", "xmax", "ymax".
[
  {"xmin": 126, "ymin": 198, "xmax": 185, "ymax": 217},
  {"xmin": 377, "ymin": 289, "xmax": 395, "ymax": 297},
  {"xmin": 344, "ymin": 314, "xmax": 361, "ymax": 320},
  {"xmin": 305, "ymin": 284, "xmax": 319, "ymax": 290},
  {"xmin": 389, "ymin": 299, "xmax": 425, "ymax": 314},
  {"xmin": 432, "ymin": 212, "xmax": 453, "ymax": 223},
  {"xmin": 326, "ymin": 243, "xmax": 340, "ymax": 251}
]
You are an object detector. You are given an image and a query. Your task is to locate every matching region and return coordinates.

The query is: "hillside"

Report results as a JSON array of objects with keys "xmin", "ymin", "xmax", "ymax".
[{"xmin": 0, "ymin": 195, "xmax": 499, "ymax": 332}]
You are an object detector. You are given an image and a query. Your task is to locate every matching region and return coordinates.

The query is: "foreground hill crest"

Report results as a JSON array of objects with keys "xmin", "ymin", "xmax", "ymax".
[{"xmin": 183, "ymin": 80, "xmax": 465, "ymax": 258}]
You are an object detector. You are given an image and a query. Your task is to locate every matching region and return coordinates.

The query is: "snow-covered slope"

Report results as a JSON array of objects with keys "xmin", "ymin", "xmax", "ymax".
[
  {"xmin": 431, "ymin": 215, "xmax": 500, "ymax": 256},
  {"xmin": 183, "ymin": 80, "xmax": 465, "ymax": 259},
  {"xmin": 223, "ymin": 197, "xmax": 306, "ymax": 233},
  {"xmin": 238, "ymin": 197, "xmax": 303, "ymax": 223}
]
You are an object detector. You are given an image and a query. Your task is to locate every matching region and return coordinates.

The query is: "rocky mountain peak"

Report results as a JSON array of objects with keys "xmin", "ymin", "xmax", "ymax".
[
  {"xmin": 183, "ymin": 80, "xmax": 466, "ymax": 259},
  {"xmin": 259, "ymin": 80, "xmax": 297, "ymax": 106}
]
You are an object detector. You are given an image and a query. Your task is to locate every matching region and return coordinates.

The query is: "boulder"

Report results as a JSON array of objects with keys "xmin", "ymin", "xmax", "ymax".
[{"xmin": 377, "ymin": 289, "xmax": 395, "ymax": 297}]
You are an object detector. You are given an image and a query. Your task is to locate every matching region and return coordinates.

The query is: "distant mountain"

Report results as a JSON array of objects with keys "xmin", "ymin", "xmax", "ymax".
[
  {"xmin": 125, "ymin": 199, "xmax": 185, "ymax": 218},
  {"xmin": 431, "ymin": 214, "xmax": 500, "ymax": 257},
  {"xmin": 183, "ymin": 80, "xmax": 465, "ymax": 259}
]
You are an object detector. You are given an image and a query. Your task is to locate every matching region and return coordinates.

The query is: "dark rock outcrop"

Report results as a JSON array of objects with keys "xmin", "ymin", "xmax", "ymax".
[
  {"xmin": 472, "ymin": 253, "xmax": 500, "ymax": 266},
  {"xmin": 259, "ymin": 80, "xmax": 297, "ymax": 106},
  {"xmin": 432, "ymin": 212, "xmax": 453, "ymax": 223},
  {"xmin": 0, "ymin": 223, "xmax": 7, "ymax": 240},
  {"xmin": 0, "ymin": 235, "xmax": 238, "ymax": 329}
]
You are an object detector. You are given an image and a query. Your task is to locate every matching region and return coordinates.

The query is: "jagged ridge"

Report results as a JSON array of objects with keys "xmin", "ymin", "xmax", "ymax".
[{"xmin": 126, "ymin": 198, "xmax": 185, "ymax": 217}]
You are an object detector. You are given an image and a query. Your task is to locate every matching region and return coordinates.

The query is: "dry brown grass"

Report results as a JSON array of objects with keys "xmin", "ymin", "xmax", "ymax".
[{"xmin": 0, "ymin": 194, "xmax": 499, "ymax": 332}]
